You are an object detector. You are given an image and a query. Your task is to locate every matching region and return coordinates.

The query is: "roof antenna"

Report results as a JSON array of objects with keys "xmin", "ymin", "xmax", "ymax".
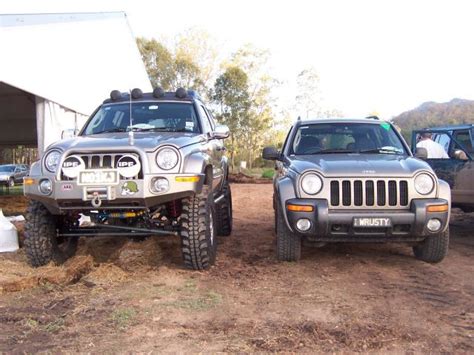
[{"xmin": 128, "ymin": 90, "xmax": 134, "ymax": 146}]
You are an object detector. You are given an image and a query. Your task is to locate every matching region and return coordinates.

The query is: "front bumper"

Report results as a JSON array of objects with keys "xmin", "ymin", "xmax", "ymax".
[
  {"xmin": 24, "ymin": 173, "xmax": 205, "ymax": 213},
  {"xmin": 283, "ymin": 198, "xmax": 450, "ymax": 242}
]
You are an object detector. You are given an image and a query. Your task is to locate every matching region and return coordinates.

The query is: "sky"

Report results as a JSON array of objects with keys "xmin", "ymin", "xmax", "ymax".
[{"xmin": 1, "ymin": 0, "xmax": 474, "ymax": 119}]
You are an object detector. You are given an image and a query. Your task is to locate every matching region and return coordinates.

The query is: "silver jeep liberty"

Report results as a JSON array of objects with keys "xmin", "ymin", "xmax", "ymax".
[
  {"xmin": 263, "ymin": 117, "xmax": 451, "ymax": 263},
  {"xmin": 24, "ymin": 88, "xmax": 232, "ymax": 270}
]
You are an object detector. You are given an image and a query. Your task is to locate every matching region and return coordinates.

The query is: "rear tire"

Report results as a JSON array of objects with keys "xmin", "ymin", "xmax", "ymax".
[
  {"xmin": 8, "ymin": 177, "xmax": 14, "ymax": 187},
  {"xmin": 180, "ymin": 186, "xmax": 217, "ymax": 270},
  {"xmin": 276, "ymin": 203, "xmax": 301, "ymax": 262},
  {"xmin": 216, "ymin": 181, "xmax": 232, "ymax": 236},
  {"xmin": 24, "ymin": 200, "xmax": 78, "ymax": 267},
  {"xmin": 413, "ymin": 227, "xmax": 449, "ymax": 263}
]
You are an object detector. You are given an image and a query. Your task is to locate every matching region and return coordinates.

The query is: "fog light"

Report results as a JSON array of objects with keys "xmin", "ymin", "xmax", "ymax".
[
  {"xmin": 296, "ymin": 218, "xmax": 311, "ymax": 232},
  {"xmin": 39, "ymin": 179, "xmax": 52, "ymax": 195},
  {"xmin": 152, "ymin": 177, "xmax": 169, "ymax": 193},
  {"xmin": 427, "ymin": 218, "xmax": 442, "ymax": 232}
]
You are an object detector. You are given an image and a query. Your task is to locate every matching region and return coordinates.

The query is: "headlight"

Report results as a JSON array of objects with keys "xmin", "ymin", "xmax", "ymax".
[
  {"xmin": 301, "ymin": 173, "xmax": 323, "ymax": 195},
  {"xmin": 414, "ymin": 173, "xmax": 434, "ymax": 195},
  {"xmin": 44, "ymin": 150, "xmax": 62, "ymax": 173},
  {"xmin": 156, "ymin": 147, "xmax": 179, "ymax": 170}
]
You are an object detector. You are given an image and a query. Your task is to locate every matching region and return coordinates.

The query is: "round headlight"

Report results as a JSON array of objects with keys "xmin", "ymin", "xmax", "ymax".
[
  {"xmin": 44, "ymin": 150, "xmax": 62, "ymax": 173},
  {"xmin": 156, "ymin": 147, "xmax": 179, "ymax": 170},
  {"xmin": 301, "ymin": 173, "xmax": 323, "ymax": 195},
  {"xmin": 414, "ymin": 173, "xmax": 434, "ymax": 195}
]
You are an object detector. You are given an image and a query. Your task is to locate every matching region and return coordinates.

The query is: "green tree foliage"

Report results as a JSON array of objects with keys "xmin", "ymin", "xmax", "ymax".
[
  {"xmin": 136, "ymin": 38, "xmax": 175, "ymax": 90},
  {"xmin": 392, "ymin": 98, "xmax": 474, "ymax": 141}
]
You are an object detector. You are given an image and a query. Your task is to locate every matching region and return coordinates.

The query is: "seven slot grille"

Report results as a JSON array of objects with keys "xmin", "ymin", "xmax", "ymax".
[
  {"xmin": 60, "ymin": 153, "xmax": 143, "ymax": 180},
  {"xmin": 330, "ymin": 179, "xmax": 409, "ymax": 207}
]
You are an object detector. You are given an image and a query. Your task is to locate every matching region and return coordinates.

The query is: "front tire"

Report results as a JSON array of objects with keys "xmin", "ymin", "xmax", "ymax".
[
  {"xmin": 413, "ymin": 227, "xmax": 449, "ymax": 263},
  {"xmin": 8, "ymin": 177, "xmax": 14, "ymax": 187},
  {"xmin": 180, "ymin": 186, "xmax": 217, "ymax": 270},
  {"xmin": 24, "ymin": 200, "xmax": 78, "ymax": 267},
  {"xmin": 276, "ymin": 203, "xmax": 301, "ymax": 262},
  {"xmin": 216, "ymin": 181, "xmax": 232, "ymax": 236}
]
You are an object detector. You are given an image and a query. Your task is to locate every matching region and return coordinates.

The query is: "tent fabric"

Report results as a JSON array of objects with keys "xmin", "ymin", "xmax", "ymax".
[{"xmin": 0, "ymin": 12, "xmax": 152, "ymax": 152}]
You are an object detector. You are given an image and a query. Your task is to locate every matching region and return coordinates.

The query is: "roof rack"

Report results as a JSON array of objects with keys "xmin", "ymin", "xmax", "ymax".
[{"xmin": 365, "ymin": 115, "xmax": 380, "ymax": 120}]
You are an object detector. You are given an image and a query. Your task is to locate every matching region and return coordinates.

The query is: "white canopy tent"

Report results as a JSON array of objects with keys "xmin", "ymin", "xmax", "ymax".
[{"xmin": 0, "ymin": 12, "xmax": 152, "ymax": 154}]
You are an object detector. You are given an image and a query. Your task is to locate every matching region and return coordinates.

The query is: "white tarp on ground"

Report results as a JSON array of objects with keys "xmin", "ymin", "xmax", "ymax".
[{"xmin": 0, "ymin": 12, "xmax": 152, "ymax": 153}]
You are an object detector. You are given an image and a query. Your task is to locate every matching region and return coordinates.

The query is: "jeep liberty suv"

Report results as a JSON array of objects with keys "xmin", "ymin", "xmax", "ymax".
[
  {"xmin": 263, "ymin": 117, "xmax": 451, "ymax": 263},
  {"xmin": 24, "ymin": 88, "xmax": 233, "ymax": 270}
]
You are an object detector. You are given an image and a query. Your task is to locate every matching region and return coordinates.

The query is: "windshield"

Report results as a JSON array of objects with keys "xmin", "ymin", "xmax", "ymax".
[
  {"xmin": 291, "ymin": 122, "xmax": 407, "ymax": 155},
  {"xmin": 82, "ymin": 102, "xmax": 201, "ymax": 135},
  {"xmin": 0, "ymin": 166, "xmax": 14, "ymax": 173}
]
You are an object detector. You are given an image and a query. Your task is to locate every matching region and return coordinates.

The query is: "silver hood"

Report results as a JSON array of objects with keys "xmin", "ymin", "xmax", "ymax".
[{"xmin": 289, "ymin": 154, "xmax": 433, "ymax": 177}]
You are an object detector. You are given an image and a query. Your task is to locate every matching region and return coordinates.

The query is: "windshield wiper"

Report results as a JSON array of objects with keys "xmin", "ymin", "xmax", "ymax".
[
  {"xmin": 91, "ymin": 127, "xmax": 127, "ymax": 134},
  {"xmin": 132, "ymin": 127, "xmax": 188, "ymax": 132},
  {"xmin": 313, "ymin": 149, "xmax": 355, "ymax": 154},
  {"xmin": 358, "ymin": 147, "xmax": 403, "ymax": 154}
]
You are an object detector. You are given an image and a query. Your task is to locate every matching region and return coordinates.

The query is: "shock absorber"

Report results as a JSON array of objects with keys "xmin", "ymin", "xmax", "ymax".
[{"xmin": 167, "ymin": 200, "xmax": 182, "ymax": 219}]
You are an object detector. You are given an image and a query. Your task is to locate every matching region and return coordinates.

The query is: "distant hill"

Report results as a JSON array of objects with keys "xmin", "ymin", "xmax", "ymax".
[{"xmin": 392, "ymin": 98, "xmax": 474, "ymax": 141}]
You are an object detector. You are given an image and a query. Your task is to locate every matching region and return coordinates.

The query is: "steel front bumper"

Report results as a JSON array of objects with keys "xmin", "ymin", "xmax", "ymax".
[
  {"xmin": 282, "ymin": 198, "xmax": 450, "ymax": 242},
  {"xmin": 24, "ymin": 173, "xmax": 205, "ymax": 213}
]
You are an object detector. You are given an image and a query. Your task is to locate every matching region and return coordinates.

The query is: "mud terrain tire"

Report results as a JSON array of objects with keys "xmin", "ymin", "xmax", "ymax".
[
  {"xmin": 24, "ymin": 200, "xmax": 78, "ymax": 267},
  {"xmin": 413, "ymin": 227, "xmax": 449, "ymax": 263},
  {"xmin": 180, "ymin": 186, "xmax": 217, "ymax": 270},
  {"xmin": 276, "ymin": 203, "xmax": 301, "ymax": 261},
  {"xmin": 216, "ymin": 181, "xmax": 232, "ymax": 236}
]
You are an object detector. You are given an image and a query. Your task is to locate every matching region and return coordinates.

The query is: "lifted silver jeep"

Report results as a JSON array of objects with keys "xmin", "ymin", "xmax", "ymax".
[{"xmin": 24, "ymin": 88, "xmax": 232, "ymax": 270}]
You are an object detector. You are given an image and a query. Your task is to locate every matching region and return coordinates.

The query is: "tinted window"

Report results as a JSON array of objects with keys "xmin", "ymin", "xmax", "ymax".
[
  {"xmin": 83, "ymin": 102, "xmax": 200, "ymax": 135},
  {"xmin": 291, "ymin": 122, "xmax": 406, "ymax": 155},
  {"xmin": 197, "ymin": 105, "xmax": 213, "ymax": 133},
  {"xmin": 0, "ymin": 166, "xmax": 15, "ymax": 173},
  {"xmin": 453, "ymin": 130, "xmax": 473, "ymax": 153}
]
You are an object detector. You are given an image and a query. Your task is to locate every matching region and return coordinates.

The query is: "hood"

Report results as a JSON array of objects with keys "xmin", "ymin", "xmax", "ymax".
[
  {"xmin": 46, "ymin": 132, "xmax": 205, "ymax": 153},
  {"xmin": 289, "ymin": 154, "xmax": 433, "ymax": 177}
]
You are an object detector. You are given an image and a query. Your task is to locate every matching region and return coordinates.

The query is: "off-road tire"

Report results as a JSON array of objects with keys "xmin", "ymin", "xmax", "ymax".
[
  {"xmin": 8, "ymin": 177, "xmax": 14, "ymax": 187},
  {"xmin": 216, "ymin": 181, "xmax": 232, "ymax": 236},
  {"xmin": 413, "ymin": 227, "xmax": 449, "ymax": 263},
  {"xmin": 24, "ymin": 200, "xmax": 78, "ymax": 267},
  {"xmin": 276, "ymin": 203, "xmax": 301, "ymax": 262},
  {"xmin": 180, "ymin": 186, "xmax": 217, "ymax": 270}
]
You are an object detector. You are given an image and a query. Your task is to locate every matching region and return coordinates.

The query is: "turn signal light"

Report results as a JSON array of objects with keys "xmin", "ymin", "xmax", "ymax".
[
  {"xmin": 426, "ymin": 204, "xmax": 449, "ymax": 213},
  {"xmin": 23, "ymin": 178, "xmax": 35, "ymax": 185},
  {"xmin": 287, "ymin": 204, "xmax": 314, "ymax": 212},
  {"xmin": 175, "ymin": 176, "xmax": 200, "ymax": 183}
]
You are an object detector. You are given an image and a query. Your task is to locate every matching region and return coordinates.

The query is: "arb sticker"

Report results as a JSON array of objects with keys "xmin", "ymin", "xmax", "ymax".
[{"xmin": 61, "ymin": 183, "xmax": 73, "ymax": 191}]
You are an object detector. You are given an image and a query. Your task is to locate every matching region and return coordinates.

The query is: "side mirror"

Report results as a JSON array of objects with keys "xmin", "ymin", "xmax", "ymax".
[
  {"xmin": 262, "ymin": 146, "xmax": 281, "ymax": 160},
  {"xmin": 213, "ymin": 125, "xmax": 230, "ymax": 139},
  {"xmin": 61, "ymin": 129, "xmax": 79, "ymax": 139},
  {"xmin": 415, "ymin": 147, "xmax": 428, "ymax": 160}
]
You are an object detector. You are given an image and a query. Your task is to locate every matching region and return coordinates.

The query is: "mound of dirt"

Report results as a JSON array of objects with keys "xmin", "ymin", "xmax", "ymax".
[
  {"xmin": 111, "ymin": 237, "xmax": 163, "ymax": 271},
  {"xmin": 229, "ymin": 173, "xmax": 272, "ymax": 184},
  {"xmin": 0, "ymin": 195, "xmax": 28, "ymax": 215},
  {"xmin": 81, "ymin": 263, "xmax": 128, "ymax": 287}
]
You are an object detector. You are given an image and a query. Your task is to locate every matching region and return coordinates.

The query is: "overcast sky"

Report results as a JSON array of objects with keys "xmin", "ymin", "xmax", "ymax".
[{"xmin": 2, "ymin": 0, "xmax": 474, "ymax": 119}]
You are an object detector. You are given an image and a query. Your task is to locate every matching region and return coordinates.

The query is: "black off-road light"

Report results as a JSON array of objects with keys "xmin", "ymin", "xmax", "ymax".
[
  {"xmin": 110, "ymin": 90, "xmax": 122, "ymax": 100},
  {"xmin": 175, "ymin": 87, "xmax": 187, "ymax": 99},
  {"xmin": 153, "ymin": 87, "xmax": 165, "ymax": 98},
  {"xmin": 131, "ymin": 88, "xmax": 143, "ymax": 99}
]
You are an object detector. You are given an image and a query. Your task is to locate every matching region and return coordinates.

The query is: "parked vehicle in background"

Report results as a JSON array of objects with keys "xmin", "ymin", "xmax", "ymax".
[
  {"xmin": 263, "ymin": 117, "xmax": 451, "ymax": 263},
  {"xmin": 411, "ymin": 124, "xmax": 474, "ymax": 212},
  {"xmin": 23, "ymin": 88, "xmax": 232, "ymax": 270},
  {"xmin": 0, "ymin": 164, "xmax": 29, "ymax": 187}
]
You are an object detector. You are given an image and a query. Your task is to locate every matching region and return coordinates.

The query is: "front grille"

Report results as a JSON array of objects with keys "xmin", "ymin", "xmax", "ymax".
[
  {"xmin": 60, "ymin": 153, "xmax": 143, "ymax": 181},
  {"xmin": 330, "ymin": 179, "xmax": 409, "ymax": 208}
]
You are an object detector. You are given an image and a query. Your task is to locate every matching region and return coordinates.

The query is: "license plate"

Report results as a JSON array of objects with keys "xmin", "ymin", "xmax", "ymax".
[
  {"xmin": 78, "ymin": 170, "xmax": 118, "ymax": 185},
  {"xmin": 353, "ymin": 217, "xmax": 391, "ymax": 227}
]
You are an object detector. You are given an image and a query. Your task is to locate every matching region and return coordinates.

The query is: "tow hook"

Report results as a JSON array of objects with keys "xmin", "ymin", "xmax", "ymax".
[{"xmin": 91, "ymin": 192, "xmax": 102, "ymax": 208}]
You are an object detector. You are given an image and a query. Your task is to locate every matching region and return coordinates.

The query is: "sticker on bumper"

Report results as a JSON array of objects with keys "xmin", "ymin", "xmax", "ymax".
[{"xmin": 121, "ymin": 181, "xmax": 139, "ymax": 196}]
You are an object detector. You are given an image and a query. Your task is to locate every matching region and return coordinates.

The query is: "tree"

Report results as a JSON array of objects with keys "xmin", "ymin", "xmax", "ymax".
[
  {"xmin": 295, "ymin": 67, "xmax": 322, "ymax": 119},
  {"xmin": 213, "ymin": 66, "xmax": 251, "ymax": 171},
  {"xmin": 136, "ymin": 37, "xmax": 175, "ymax": 90}
]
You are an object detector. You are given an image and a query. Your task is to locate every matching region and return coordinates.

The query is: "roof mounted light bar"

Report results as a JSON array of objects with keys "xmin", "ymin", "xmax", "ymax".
[{"xmin": 365, "ymin": 115, "xmax": 380, "ymax": 120}]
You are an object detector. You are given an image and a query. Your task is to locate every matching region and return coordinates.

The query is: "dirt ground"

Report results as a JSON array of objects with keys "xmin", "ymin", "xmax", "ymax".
[{"xmin": 0, "ymin": 184, "xmax": 473, "ymax": 352}]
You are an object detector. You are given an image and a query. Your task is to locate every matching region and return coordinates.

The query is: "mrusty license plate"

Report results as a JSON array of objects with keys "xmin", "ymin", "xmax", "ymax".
[
  {"xmin": 78, "ymin": 170, "xmax": 118, "ymax": 186},
  {"xmin": 353, "ymin": 217, "xmax": 391, "ymax": 227}
]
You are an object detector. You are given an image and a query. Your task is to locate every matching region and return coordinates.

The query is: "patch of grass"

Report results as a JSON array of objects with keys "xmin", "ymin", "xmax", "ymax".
[
  {"xmin": 22, "ymin": 318, "xmax": 39, "ymax": 330},
  {"xmin": 262, "ymin": 169, "xmax": 275, "ymax": 179},
  {"xmin": 44, "ymin": 318, "xmax": 65, "ymax": 333},
  {"xmin": 164, "ymin": 291, "xmax": 222, "ymax": 311},
  {"xmin": 111, "ymin": 308, "xmax": 136, "ymax": 330}
]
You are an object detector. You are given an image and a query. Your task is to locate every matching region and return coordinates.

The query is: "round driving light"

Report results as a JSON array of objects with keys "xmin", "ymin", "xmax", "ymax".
[
  {"xmin": 156, "ymin": 147, "xmax": 179, "ymax": 170},
  {"xmin": 296, "ymin": 218, "xmax": 311, "ymax": 232},
  {"xmin": 62, "ymin": 156, "xmax": 85, "ymax": 178},
  {"xmin": 301, "ymin": 173, "xmax": 323, "ymax": 195},
  {"xmin": 117, "ymin": 155, "xmax": 141, "ymax": 178},
  {"xmin": 427, "ymin": 218, "xmax": 442, "ymax": 232},
  {"xmin": 39, "ymin": 179, "xmax": 53, "ymax": 195},
  {"xmin": 44, "ymin": 150, "xmax": 62, "ymax": 173},
  {"xmin": 152, "ymin": 177, "xmax": 169, "ymax": 193},
  {"xmin": 414, "ymin": 173, "xmax": 434, "ymax": 195}
]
